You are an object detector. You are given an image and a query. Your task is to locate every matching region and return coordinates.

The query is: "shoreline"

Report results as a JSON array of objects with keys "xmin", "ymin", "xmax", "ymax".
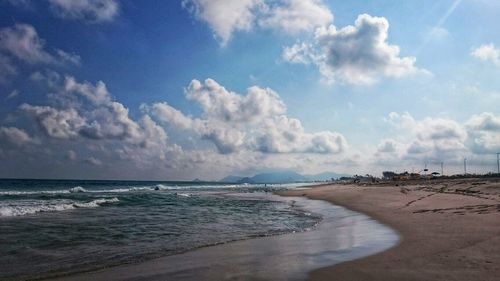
[
  {"xmin": 279, "ymin": 177, "xmax": 500, "ymax": 281},
  {"xmin": 45, "ymin": 193, "xmax": 397, "ymax": 281}
]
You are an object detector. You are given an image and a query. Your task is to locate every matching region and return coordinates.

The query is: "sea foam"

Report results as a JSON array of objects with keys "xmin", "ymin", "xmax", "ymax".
[
  {"xmin": 0, "ymin": 198, "xmax": 119, "ymax": 217},
  {"xmin": 69, "ymin": 186, "xmax": 86, "ymax": 193}
]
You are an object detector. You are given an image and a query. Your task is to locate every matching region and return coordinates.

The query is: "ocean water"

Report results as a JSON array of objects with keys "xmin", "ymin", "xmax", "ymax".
[{"xmin": 0, "ymin": 179, "xmax": 321, "ymax": 280}]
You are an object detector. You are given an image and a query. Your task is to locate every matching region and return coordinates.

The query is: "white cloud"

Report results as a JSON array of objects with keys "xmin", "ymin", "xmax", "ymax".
[
  {"xmin": 0, "ymin": 24, "xmax": 54, "ymax": 64},
  {"xmin": 373, "ymin": 138, "xmax": 407, "ymax": 166},
  {"xmin": 148, "ymin": 102, "xmax": 195, "ymax": 130},
  {"xmin": 375, "ymin": 112, "xmax": 468, "ymax": 162},
  {"xmin": 201, "ymin": 125, "xmax": 246, "ymax": 154},
  {"xmin": 182, "ymin": 0, "xmax": 262, "ymax": 45},
  {"xmin": 282, "ymin": 42, "xmax": 315, "ymax": 64},
  {"xmin": 284, "ymin": 14, "xmax": 422, "ymax": 84},
  {"xmin": 64, "ymin": 76, "xmax": 111, "ymax": 105},
  {"xmin": 56, "ymin": 49, "xmax": 81, "ymax": 66},
  {"xmin": 16, "ymin": 73, "xmax": 182, "ymax": 173},
  {"xmin": 251, "ymin": 115, "xmax": 346, "ymax": 153},
  {"xmin": 185, "ymin": 78, "xmax": 286, "ymax": 122},
  {"xmin": 377, "ymin": 112, "xmax": 500, "ymax": 165},
  {"xmin": 48, "ymin": 0, "xmax": 119, "ymax": 23},
  {"xmin": 0, "ymin": 126, "xmax": 38, "ymax": 147},
  {"xmin": 19, "ymin": 104, "xmax": 87, "ymax": 139},
  {"xmin": 150, "ymin": 78, "xmax": 347, "ymax": 155},
  {"xmin": 259, "ymin": 0, "xmax": 333, "ymax": 34},
  {"xmin": 85, "ymin": 156, "xmax": 102, "ymax": 165},
  {"xmin": 471, "ymin": 43, "xmax": 500, "ymax": 65},
  {"xmin": 0, "ymin": 23, "xmax": 81, "ymax": 72},
  {"xmin": 21, "ymin": 75, "xmax": 148, "ymax": 143},
  {"xmin": 376, "ymin": 139, "xmax": 400, "ymax": 154},
  {"xmin": 183, "ymin": 0, "xmax": 333, "ymax": 45},
  {"xmin": 466, "ymin": 112, "xmax": 500, "ymax": 154}
]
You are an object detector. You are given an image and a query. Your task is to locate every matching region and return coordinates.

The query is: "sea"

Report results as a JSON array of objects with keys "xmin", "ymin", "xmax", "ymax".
[{"xmin": 0, "ymin": 179, "xmax": 323, "ymax": 280}]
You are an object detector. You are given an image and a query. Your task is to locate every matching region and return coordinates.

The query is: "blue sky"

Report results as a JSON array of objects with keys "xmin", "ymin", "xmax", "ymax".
[{"xmin": 0, "ymin": 0, "xmax": 499, "ymax": 180}]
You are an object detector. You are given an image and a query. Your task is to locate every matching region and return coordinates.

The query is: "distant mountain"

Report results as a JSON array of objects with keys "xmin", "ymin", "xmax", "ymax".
[
  {"xmin": 249, "ymin": 171, "xmax": 307, "ymax": 183},
  {"xmin": 237, "ymin": 177, "xmax": 253, "ymax": 183},
  {"xmin": 304, "ymin": 172, "xmax": 351, "ymax": 181},
  {"xmin": 219, "ymin": 175, "xmax": 243, "ymax": 183},
  {"xmin": 219, "ymin": 171, "xmax": 350, "ymax": 184}
]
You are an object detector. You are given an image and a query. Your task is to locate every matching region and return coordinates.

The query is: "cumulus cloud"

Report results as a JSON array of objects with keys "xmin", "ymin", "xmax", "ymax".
[
  {"xmin": 63, "ymin": 76, "xmax": 111, "ymax": 105},
  {"xmin": 19, "ymin": 104, "xmax": 86, "ymax": 139},
  {"xmin": 182, "ymin": 0, "xmax": 261, "ymax": 45},
  {"xmin": 0, "ymin": 126, "xmax": 38, "ymax": 147},
  {"xmin": 48, "ymin": 0, "xmax": 119, "ymax": 23},
  {"xmin": 259, "ymin": 0, "xmax": 333, "ymax": 34},
  {"xmin": 387, "ymin": 112, "xmax": 467, "ymax": 161},
  {"xmin": 14, "ymin": 73, "xmax": 184, "ymax": 173},
  {"xmin": 376, "ymin": 138, "xmax": 400, "ymax": 154},
  {"xmin": 377, "ymin": 112, "xmax": 500, "ymax": 167},
  {"xmin": 284, "ymin": 14, "xmax": 422, "ymax": 84},
  {"xmin": 20, "ymin": 75, "xmax": 166, "ymax": 146},
  {"xmin": 185, "ymin": 78, "xmax": 286, "ymax": 122},
  {"xmin": 373, "ymin": 138, "xmax": 406, "ymax": 165},
  {"xmin": 148, "ymin": 102, "xmax": 195, "ymax": 130},
  {"xmin": 201, "ymin": 125, "xmax": 246, "ymax": 154},
  {"xmin": 0, "ymin": 23, "xmax": 81, "ymax": 74},
  {"xmin": 466, "ymin": 112, "xmax": 500, "ymax": 154},
  {"xmin": 0, "ymin": 24, "xmax": 54, "ymax": 64},
  {"xmin": 374, "ymin": 112, "xmax": 500, "ymax": 167},
  {"xmin": 149, "ymin": 78, "xmax": 347, "ymax": 155},
  {"xmin": 282, "ymin": 42, "xmax": 315, "ymax": 64},
  {"xmin": 183, "ymin": 0, "xmax": 333, "ymax": 45},
  {"xmin": 251, "ymin": 115, "xmax": 346, "ymax": 153},
  {"xmin": 471, "ymin": 43, "xmax": 500, "ymax": 65}
]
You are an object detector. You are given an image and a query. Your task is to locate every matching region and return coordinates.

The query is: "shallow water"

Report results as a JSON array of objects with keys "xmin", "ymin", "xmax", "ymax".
[
  {"xmin": 0, "ymin": 179, "xmax": 320, "ymax": 280},
  {"xmin": 52, "ymin": 195, "xmax": 399, "ymax": 281}
]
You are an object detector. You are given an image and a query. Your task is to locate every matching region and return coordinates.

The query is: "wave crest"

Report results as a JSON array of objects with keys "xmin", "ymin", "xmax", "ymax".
[
  {"xmin": 69, "ymin": 186, "xmax": 86, "ymax": 193},
  {"xmin": 0, "ymin": 197, "xmax": 119, "ymax": 217}
]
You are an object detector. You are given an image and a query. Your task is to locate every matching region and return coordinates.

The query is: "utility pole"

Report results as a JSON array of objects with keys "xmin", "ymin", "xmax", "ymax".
[
  {"xmin": 441, "ymin": 162, "xmax": 444, "ymax": 176},
  {"xmin": 464, "ymin": 158, "xmax": 467, "ymax": 175},
  {"xmin": 497, "ymin": 153, "xmax": 499, "ymax": 174}
]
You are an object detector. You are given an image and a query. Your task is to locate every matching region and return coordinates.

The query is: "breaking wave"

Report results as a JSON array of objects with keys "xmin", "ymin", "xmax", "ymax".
[
  {"xmin": 0, "ymin": 198, "xmax": 119, "ymax": 217},
  {"xmin": 69, "ymin": 186, "xmax": 86, "ymax": 193}
]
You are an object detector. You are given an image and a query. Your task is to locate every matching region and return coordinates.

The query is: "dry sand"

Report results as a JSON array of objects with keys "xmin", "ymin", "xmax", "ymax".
[{"xmin": 280, "ymin": 177, "xmax": 500, "ymax": 281}]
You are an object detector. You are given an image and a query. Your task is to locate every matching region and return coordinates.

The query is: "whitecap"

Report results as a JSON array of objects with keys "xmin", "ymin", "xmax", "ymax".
[
  {"xmin": 69, "ymin": 186, "xmax": 86, "ymax": 193},
  {"xmin": 0, "ymin": 190, "xmax": 70, "ymax": 195},
  {"xmin": 154, "ymin": 184, "xmax": 175, "ymax": 191},
  {"xmin": 176, "ymin": 193, "xmax": 191, "ymax": 197},
  {"xmin": 0, "ymin": 198, "xmax": 119, "ymax": 217}
]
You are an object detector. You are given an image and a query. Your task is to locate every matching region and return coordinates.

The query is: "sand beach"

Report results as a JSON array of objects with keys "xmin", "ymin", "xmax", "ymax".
[{"xmin": 280, "ymin": 177, "xmax": 500, "ymax": 281}]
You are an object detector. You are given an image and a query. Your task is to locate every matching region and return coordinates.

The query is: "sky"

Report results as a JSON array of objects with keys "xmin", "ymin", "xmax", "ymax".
[{"xmin": 0, "ymin": 0, "xmax": 499, "ymax": 180}]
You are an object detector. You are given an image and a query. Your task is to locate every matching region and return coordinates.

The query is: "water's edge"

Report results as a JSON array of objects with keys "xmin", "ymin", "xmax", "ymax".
[{"xmin": 46, "ymin": 194, "xmax": 400, "ymax": 281}]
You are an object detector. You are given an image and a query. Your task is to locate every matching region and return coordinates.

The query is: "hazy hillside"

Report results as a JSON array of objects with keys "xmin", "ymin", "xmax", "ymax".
[{"xmin": 220, "ymin": 171, "xmax": 350, "ymax": 183}]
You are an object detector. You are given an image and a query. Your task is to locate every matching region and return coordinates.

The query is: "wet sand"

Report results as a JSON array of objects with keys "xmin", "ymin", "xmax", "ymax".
[
  {"xmin": 47, "ymin": 194, "xmax": 397, "ymax": 281},
  {"xmin": 280, "ymin": 177, "xmax": 500, "ymax": 281}
]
